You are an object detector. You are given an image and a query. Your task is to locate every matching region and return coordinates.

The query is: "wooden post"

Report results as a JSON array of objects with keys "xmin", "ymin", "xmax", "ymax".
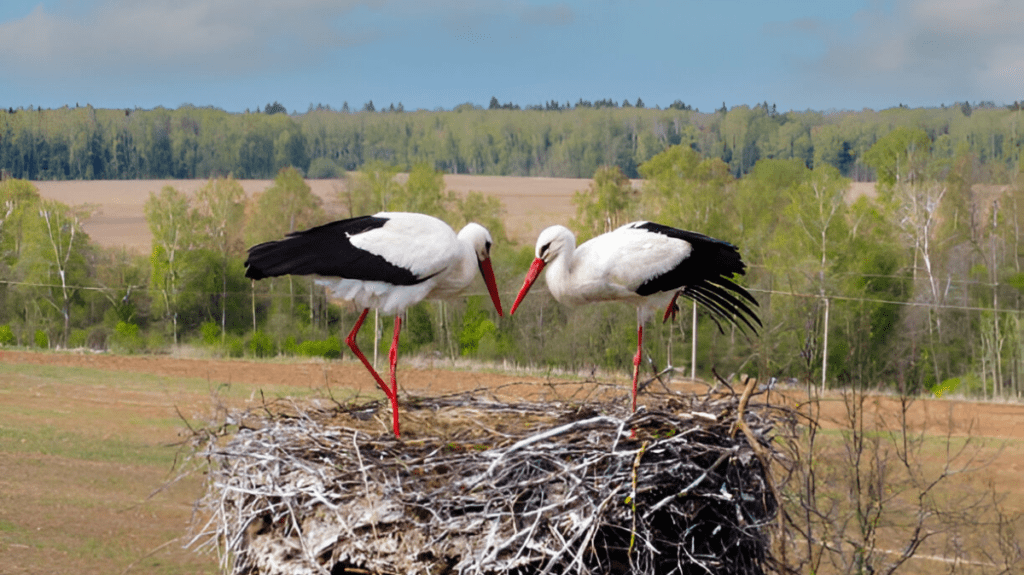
[{"xmin": 821, "ymin": 298, "xmax": 829, "ymax": 394}]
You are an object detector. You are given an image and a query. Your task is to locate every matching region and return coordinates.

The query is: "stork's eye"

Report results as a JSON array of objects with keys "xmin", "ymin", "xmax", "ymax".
[
  {"xmin": 539, "ymin": 242, "xmax": 551, "ymax": 258},
  {"xmin": 485, "ymin": 240, "xmax": 492, "ymax": 254}
]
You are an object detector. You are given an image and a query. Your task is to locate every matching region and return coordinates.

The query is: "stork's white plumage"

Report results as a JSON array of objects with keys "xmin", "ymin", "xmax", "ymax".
[
  {"xmin": 245, "ymin": 212, "xmax": 504, "ymax": 437},
  {"xmin": 510, "ymin": 222, "xmax": 759, "ymax": 412}
]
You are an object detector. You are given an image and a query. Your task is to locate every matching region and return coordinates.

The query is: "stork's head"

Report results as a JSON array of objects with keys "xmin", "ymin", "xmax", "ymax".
[
  {"xmin": 458, "ymin": 223, "xmax": 503, "ymax": 317},
  {"xmin": 533, "ymin": 225, "xmax": 575, "ymax": 264},
  {"xmin": 511, "ymin": 225, "xmax": 576, "ymax": 315},
  {"xmin": 457, "ymin": 222, "xmax": 494, "ymax": 263}
]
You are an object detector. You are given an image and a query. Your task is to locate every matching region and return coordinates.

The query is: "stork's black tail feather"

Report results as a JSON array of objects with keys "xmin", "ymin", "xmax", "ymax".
[
  {"xmin": 633, "ymin": 222, "xmax": 760, "ymax": 334},
  {"xmin": 682, "ymin": 279, "xmax": 761, "ymax": 334}
]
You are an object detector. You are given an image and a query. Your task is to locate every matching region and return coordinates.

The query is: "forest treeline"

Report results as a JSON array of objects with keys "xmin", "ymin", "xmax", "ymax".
[
  {"xmin": 1, "ymin": 100, "xmax": 1023, "ymax": 183},
  {"xmin": 2, "ymin": 120, "xmax": 1024, "ymax": 400}
]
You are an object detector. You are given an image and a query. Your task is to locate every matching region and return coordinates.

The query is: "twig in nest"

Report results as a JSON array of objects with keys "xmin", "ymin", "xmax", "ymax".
[{"xmin": 185, "ymin": 390, "xmax": 784, "ymax": 575}]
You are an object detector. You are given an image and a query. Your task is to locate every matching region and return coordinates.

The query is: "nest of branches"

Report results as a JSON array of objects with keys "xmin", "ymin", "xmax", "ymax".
[{"xmin": 188, "ymin": 383, "xmax": 783, "ymax": 575}]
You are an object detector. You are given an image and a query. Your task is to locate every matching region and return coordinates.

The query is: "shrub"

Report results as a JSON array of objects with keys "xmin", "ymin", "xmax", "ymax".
[
  {"xmin": 68, "ymin": 329, "xmax": 88, "ymax": 349},
  {"xmin": 225, "ymin": 335, "xmax": 246, "ymax": 358},
  {"xmin": 404, "ymin": 304, "xmax": 434, "ymax": 348},
  {"xmin": 297, "ymin": 336, "xmax": 341, "ymax": 359},
  {"xmin": 283, "ymin": 335, "xmax": 299, "ymax": 355},
  {"xmin": 459, "ymin": 296, "xmax": 498, "ymax": 355},
  {"xmin": 249, "ymin": 331, "xmax": 275, "ymax": 358},
  {"xmin": 112, "ymin": 321, "xmax": 143, "ymax": 354},
  {"xmin": 34, "ymin": 330, "xmax": 49, "ymax": 349},
  {"xmin": 0, "ymin": 324, "xmax": 14, "ymax": 346},
  {"xmin": 307, "ymin": 157, "xmax": 341, "ymax": 179},
  {"xmin": 145, "ymin": 330, "xmax": 166, "ymax": 351},
  {"xmin": 201, "ymin": 321, "xmax": 221, "ymax": 346},
  {"xmin": 475, "ymin": 331, "xmax": 513, "ymax": 361}
]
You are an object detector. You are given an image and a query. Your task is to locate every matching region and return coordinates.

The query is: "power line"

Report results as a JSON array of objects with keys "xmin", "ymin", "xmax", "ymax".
[{"xmin": 3, "ymin": 278, "xmax": 1024, "ymax": 316}]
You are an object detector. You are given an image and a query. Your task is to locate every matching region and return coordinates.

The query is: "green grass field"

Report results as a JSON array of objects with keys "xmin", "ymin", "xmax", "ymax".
[
  {"xmin": 0, "ymin": 351, "xmax": 387, "ymax": 575},
  {"xmin": 0, "ymin": 362, "xmax": 241, "ymax": 574}
]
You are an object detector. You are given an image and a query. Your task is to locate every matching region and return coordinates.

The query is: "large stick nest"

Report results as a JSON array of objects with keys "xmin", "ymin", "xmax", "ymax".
[{"xmin": 188, "ymin": 385, "xmax": 783, "ymax": 575}]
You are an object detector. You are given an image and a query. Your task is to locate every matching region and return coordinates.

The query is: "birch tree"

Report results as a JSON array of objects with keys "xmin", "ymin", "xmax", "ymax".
[
  {"xmin": 146, "ymin": 185, "xmax": 195, "ymax": 345},
  {"xmin": 887, "ymin": 180, "xmax": 949, "ymax": 387},
  {"xmin": 193, "ymin": 176, "xmax": 246, "ymax": 341},
  {"xmin": 571, "ymin": 165, "xmax": 635, "ymax": 241},
  {"xmin": 0, "ymin": 178, "xmax": 42, "ymax": 268},
  {"xmin": 389, "ymin": 163, "xmax": 451, "ymax": 218},
  {"xmin": 24, "ymin": 199, "xmax": 91, "ymax": 347},
  {"xmin": 245, "ymin": 168, "xmax": 324, "ymax": 333}
]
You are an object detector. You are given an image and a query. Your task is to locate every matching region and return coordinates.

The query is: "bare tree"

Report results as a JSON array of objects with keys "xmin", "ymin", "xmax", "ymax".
[{"xmin": 778, "ymin": 383, "xmax": 1000, "ymax": 574}]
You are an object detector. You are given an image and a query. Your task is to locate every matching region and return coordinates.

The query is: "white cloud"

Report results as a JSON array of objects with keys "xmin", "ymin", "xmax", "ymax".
[
  {"xmin": 909, "ymin": 0, "xmax": 1024, "ymax": 35},
  {"xmin": 796, "ymin": 0, "xmax": 1024, "ymax": 104},
  {"xmin": 0, "ymin": 0, "xmax": 576, "ymax": 83},
  {"xmin": 0, "ymin": 0, "xmax": 375, "ymax": 78}
]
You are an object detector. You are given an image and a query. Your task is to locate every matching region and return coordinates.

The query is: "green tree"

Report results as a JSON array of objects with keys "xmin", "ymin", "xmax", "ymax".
[
  {"xmin": 638, "ymin": 144, "xmax": 733, "ymax": 235},
  {"xmin": 785, "ymin": 165, "xmax": 850, "ymax": 291},
  {"xmin": 342, "ymin": 161, "xmax": 401, "ymax": 217},
  {"xmin": 863, "ymin": 126, "xmax": 932, "ymax": 187},
  {"xmin": 769, "ymin": 164, "xmax": 851, "ymax": 386},
  {"xmin": 238, "ymin": 130, "xmax": 275, "ymax": 178},
  {"xmin": 246, "ymin": 168, "xmax": 325, "ymax": 336},
  {"xmin": 264, "ymin": 102, "xmax": 287, "ymax": 115},
  {"xmin": 570, "ymin": 165, "xmax": 635, "ymax": 241},
  {"xmin": 274, "ymin": 127, "xmax": 309, "ymax": 174},
  {"xmin": 389, "ymin": 162, "xmax": 450, "ymax": 217},
  {"xmin": 193, "ymin": 176, "xmax": 246, "ymax": 341},
  {"xmin": 146, "ymin": 185, "xmax": 195, "ymax": 344},
  {"xmin": 937, "ymin": 142, "xmax": 978, "ymax": 247},
  {"xmin": 20, "ymin": 199, "xmax": 91, "ymax": 347},
  {"xmin": 146, "ymin": 124, "xmax": 174, "ymax": 178},
  {"xmin": 452, "ymin": 190, "xmax": 508, "ymax": 245},
  {"xmin": 0, "ymin": 178, "xmax": 42, "ymax": 267},
  {"xmin": 307, "ymin": 157, "xmax": 341, "ymax": 178},
  {"xmin": 249, "ymin": 167, "xmax": 324, "ymax": 243}
]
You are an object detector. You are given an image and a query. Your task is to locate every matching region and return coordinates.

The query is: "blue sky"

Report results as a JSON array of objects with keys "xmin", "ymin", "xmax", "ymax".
[{"xmin": 1, "ymin": 0, "xmax": 1021, "ymax": 114}]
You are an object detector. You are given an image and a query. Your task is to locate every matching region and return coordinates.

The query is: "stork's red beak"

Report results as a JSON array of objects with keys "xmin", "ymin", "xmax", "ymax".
[
  {"xmin": 510, "ymin": 257, "xmax": 546, "ymax": 315},
  {"xmin": 478, "ymin": 257, "xmax": 504, "ymax": 317}
]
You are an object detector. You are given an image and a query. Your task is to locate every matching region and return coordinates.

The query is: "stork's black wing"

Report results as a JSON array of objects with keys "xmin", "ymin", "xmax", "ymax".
[{"xmin": 244, "ymin": 216, "xmax": 423, "ymax": 286}]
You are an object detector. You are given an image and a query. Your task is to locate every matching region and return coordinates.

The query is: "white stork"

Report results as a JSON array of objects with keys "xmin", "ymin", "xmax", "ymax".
[
  {"xmin": 244, "ymin": 212, "xmax": 504, "ymax": 437},
  {"xmin": 509, "ymin": 221, "xmax": 759, "ymax": 413}
]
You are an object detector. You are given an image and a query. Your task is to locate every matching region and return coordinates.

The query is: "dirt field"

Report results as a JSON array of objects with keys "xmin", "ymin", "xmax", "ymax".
[
  {"xmin": 1, "ymin": 347, "xmax": 1022, "ymax": 574},
  {"xmin": 31, "ymin": 175, "xmax": 593, "ymax": 251},
  {"xmin": 31, "ymin": 176, "xmax": 875, "ymax": 251}
]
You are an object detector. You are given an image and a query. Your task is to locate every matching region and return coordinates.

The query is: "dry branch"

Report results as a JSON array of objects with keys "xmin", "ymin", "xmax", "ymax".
[{"xmin": 186, "ymin": 389, "xmax": 784, "ymax": 575}]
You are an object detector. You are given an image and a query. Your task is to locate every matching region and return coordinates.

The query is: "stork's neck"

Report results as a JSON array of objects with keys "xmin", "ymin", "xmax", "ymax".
[
  {"xmin": 432, "ymin": 237, "xmax": 477, "ymax": 297},
  {"xmin": 545, "ymin": 242, "xmax": 577, "ymax": 305},
  {"xmin": 454, "ymin": 238, "xmax": 479, "ymax": 288}
]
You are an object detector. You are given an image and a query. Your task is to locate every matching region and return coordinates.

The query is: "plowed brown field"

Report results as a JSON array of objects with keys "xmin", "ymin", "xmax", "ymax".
[{"xmin": 32, "ymin": 175, "xmax": 594, "ymax": 251}]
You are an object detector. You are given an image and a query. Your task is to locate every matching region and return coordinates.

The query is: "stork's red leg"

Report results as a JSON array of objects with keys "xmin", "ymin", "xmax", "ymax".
[
  {"xmin": 387, "ymin": 316, "xmax": 403, "ymax": 437},
  {"xmin": 629, "ymin": 323, "xmax": 643, "ymax": 439},
  {"xmin": 632, "ymin": 324, "xmax": 643, "ymax": 413},
  {"xmin": 345, "ymin": 308, "xmax": 392, "ymax": 399},
  {"xmin": 662, "ymin": 292, "xmax": 680, "ymax": 323}
]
